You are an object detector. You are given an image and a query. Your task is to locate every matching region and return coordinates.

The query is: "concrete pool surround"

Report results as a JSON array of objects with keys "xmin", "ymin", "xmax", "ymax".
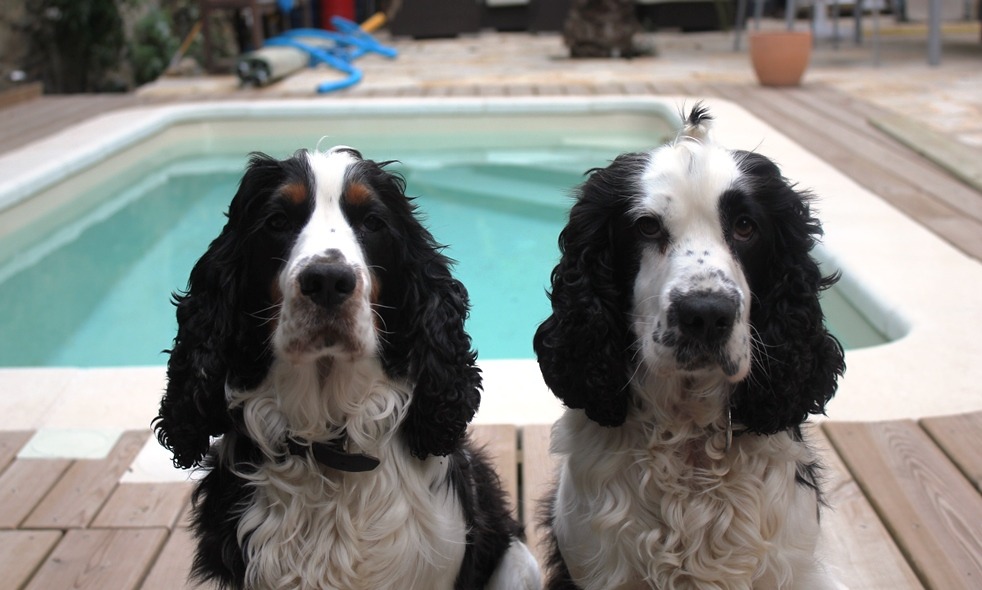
[{"xmin": 0, "ymin": 97, "xmax": 979, "ymax": 470}]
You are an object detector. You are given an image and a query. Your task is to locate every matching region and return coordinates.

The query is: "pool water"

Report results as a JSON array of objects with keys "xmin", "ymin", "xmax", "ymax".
[
  {"xmin": 0, "ymin": 148, "xmax": 596, "ymax": 366},
  {"xmin": 0, "ymin": 133, "xmax": 887, "ymax": 367}
]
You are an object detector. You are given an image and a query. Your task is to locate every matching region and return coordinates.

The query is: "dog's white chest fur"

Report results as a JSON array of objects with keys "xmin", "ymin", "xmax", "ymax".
[
  {"xmin": 227, "ymin": 363, "xmax": 468, "ymax": 590},
  {"xmin": 552, "ymin": 411, "xmax": 825, "ymax": 590},
  {"xmin": 238, "ymin": 446, "xmax": 466, "ymax": 590}
]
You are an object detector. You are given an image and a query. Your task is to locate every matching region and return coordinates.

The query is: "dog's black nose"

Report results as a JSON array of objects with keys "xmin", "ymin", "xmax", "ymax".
[
  {"xmin": 675, "ymin": 292, "xmax": 738, "ymax": 345},
  {"xmin": 299, "ymin": 263, "xmax": 356, "ymax": 308}
]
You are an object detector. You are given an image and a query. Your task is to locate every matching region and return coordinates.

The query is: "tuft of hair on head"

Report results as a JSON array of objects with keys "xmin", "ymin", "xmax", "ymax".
[
  {"xmin": 313, "ymin": 138, "xmax": 363, "ymax": 160},
  {"xmin": 677, "ymin": 102, "xmax": 714, "ymax": 142}
]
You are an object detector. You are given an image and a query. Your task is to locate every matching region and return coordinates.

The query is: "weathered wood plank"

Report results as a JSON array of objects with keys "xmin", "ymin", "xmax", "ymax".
[
  {"xmin": 0, "ymin": 430, "xmax": 32, "ymax": 472},
  {"xmin": 871, "ymin": 112, "xmax": 982, "ymax": 195},
  {"xmin": 824, "ymin": 420, "xmax": 982, "ymax": 590},
  {"xmin": 22, "ymin": 431, "xmax": 149, "ymax": 529},
  {"xmin": 0, "ymin": 95, "xmax": 145, "ymax": 155},
  {"xmin": 91, "ymin": 482, "xmax": 194, "ymax": 529},
  {"xmin": 25, "ymin": 528, "xmax": 167, "ymax": 590},
  {"xmin": 784, "ymin": 84, "xmax": 946, "ymax": 166},
  {"xmin": 519, "ymin": 423, "xmax": 556, "ymax": 567},
  {"xmin": 0, "ymin": 81, "xmax": 42, "ymax": 109},
  {"xmin": 0, "ymin": 458, "xmax": 72, "ymax": 528},
  {"xmin": 0, "ymin": 530, "xmax": 62, "ymax": 589},
  {"xmin": 471, "ymin": 424, "xmax": 519, "ymax": 515},
  {"xmin": 920, "ymin": 411, "xmax": 982, "ymax": 492},
  {"xmin": 141, "ymin": 527, "xmax": 205, "ymax": 590},
  {"xmin": 809, "ymin": 425, "xmax": 924, "ymax": 589}
]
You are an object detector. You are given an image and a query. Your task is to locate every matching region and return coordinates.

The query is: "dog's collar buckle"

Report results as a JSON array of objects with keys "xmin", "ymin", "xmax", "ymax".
[{"xmin": 286, "ymin": 437, "xmax": 380, "ymax": 473}]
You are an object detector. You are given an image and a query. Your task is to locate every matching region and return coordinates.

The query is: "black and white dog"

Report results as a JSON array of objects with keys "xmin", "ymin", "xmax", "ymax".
[
  {"xmin": 155, "ymin": 147, "xmax": 540, "ymax": 590},
  {"xmin": 535, "ymin": 106, "xmax": 846, "ymax": 589}
]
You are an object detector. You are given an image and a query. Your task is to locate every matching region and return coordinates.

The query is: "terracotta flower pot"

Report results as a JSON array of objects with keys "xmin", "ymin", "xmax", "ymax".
[{"xmin": 748, "ymin": 30, "xmax": 813, "ymax": 87}]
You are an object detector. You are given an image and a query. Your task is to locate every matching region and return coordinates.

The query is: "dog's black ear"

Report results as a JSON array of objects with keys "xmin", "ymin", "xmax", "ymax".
[
  {"xmin": 154, "ymin": 153, "xmax": 284, "ymax": 469},
  {"xmin": 534, "ymin": 154, "xmax": 645, "ymax": 427},
  {"xmin": 364, "ymin": 164, "xmax": 481, "ymax": 459},
  {"xmin": 401, "ymin": 272, "xmax": 482, "ymax": 459},
  {"xmin": 154, "ymin": 229, "xmax": 239, "ymax": 470},
  {"xmin": 730, "ymin": 163, "xmax": 845, "ymax": 434}
]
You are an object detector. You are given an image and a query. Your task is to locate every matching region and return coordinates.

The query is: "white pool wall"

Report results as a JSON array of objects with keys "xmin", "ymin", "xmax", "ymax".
[{"xmin": 0, "ymin": 97, "xmax": 980, "ymax": 442}]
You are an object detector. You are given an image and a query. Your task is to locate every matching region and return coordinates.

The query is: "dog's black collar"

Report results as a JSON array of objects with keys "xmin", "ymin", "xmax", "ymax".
[{"xmin": 286, "ymin": 437, "xmax": 380, "ymax": 473}]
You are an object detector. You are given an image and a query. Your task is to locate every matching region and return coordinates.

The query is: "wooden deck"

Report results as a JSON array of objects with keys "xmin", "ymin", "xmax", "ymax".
[{"xmin": 1, "ymin": 416, "xmax": 981, "ymax": 589}]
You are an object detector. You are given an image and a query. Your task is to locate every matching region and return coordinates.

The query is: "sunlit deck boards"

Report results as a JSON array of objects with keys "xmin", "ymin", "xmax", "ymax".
[{"xmin": 1, "ymin": 415, "xmax": 980, "ymax": 589}]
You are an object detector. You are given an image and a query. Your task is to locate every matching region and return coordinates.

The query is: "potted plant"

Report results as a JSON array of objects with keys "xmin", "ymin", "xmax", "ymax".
[{"xmin": 748, "ymin": 29, "xmax": 813, "ymax": 87}]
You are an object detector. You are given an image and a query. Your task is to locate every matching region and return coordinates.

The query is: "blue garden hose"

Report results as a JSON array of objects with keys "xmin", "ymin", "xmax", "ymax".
[
  {"xmin": 263, "ymin": 17, "xmax": 397, "ymax": 94},
  {"xmin": 264, "ymin": 37, "xmax": 363, "ymax": 93}
]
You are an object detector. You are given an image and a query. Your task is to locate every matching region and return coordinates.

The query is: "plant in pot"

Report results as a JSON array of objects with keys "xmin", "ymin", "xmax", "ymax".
[{"xmin": 748, "ymin": 28, "xmax": 813, "ymax": 87}]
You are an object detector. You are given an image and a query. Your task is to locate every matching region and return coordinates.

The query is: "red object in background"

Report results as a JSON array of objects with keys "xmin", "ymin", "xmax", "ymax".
[{"xmin": 321, "ymin": 0, "xmax": 355, "ymax": 29}]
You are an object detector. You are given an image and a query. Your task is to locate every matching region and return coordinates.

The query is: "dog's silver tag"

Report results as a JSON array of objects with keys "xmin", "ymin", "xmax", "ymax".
[{"xmin": 725, "ymin": 407, "xmax": 734, "ymax": 453}]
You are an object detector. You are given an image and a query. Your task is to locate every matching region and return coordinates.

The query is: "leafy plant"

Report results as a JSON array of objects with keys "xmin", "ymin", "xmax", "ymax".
[
  {"xmin": 24, "ymin": 0, "xmax": 136, "ymax": 93},
  {"xmin": 130, "ymin": 7, "xmax": 179, "ymax": 85}
]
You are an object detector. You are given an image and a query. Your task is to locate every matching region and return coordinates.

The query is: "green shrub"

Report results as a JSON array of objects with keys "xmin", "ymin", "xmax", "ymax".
[
  {"xmin": 25, "ymin": 0, "xmax": 134, "ymax": 93},
  {"xmin": 130, "ymin": 7, "xmax": 179, "ymax": 86}
]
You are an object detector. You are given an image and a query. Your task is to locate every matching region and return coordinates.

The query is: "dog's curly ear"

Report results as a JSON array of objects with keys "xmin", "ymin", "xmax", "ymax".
[
  {"xmin": 154, "ymin": 231, "xmax": 239, "ymax": 469},
  {"xmin": 401, "ymin": 272, "xmax": 482, "ymax": 459},
  {"xmin": 364, "ymin": 163, "xmax": 481, "ymax": 459},
  {"xmin": 731, "ymin": 168, "xmax": 846, "ymax": 434},
  {"xmin": 154, "ymin": 153, "xmax": 285, "ymax": 469},
  {"xmin": 534, "ymin": 154, "xmax": 645, "ymax": 427}
]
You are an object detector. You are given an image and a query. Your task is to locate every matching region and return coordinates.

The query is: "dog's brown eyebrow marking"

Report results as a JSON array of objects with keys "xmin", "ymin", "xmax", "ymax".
[
  {"xmin": 344, "ymin": 182, "xmax": 374, "ymax": 206},
  {"xmin": 280, "ymin": 182, "xmax": 309, "ymax": 205}
]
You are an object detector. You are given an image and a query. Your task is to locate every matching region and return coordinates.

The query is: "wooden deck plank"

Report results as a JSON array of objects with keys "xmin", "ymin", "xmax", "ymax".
[
  {"xmin": 920, "ymin": 411, "xmax": 982, "ymax": 492},
  {"xmin": 22, "ymin": 431, "xmax": 149, "ymax": 529},
  {"xmin": 470, "ymin": 424, "xmax": 519, "ymax": 515},
  {"xmin": 24, "ymin": 528, "xmax": 167, "ymax": 590},
  {"xmin": 871, "ymin": 112, "xmax": 982, "ymax": 195},
  {"xmin": 0, "ymin": 95, "xmax": 145, "ymax": 155},
  {"xmin": 790, "ymin": 85, "xmax": 982, "ymax": 223},
  {"xmin": 91, "ymin": 482, "xmax": 194, "ymax": 529},
  {"xmin": 0, "ymin": 530, "xmax": 62, "ymax": 589},
  {"xmin": 824, "ymin": 420, "xmax": 982, "ymax": 590},
  {"xmin": 141, "ymin": 527, "xmax": 205, "ymax": 590},
  {"xmin": 519, "ymin": 423, "xmax": 556, "ymax": 566},
  {"xmin": 0, "ymin": 430, "xmax": 32, "ymax": 472},
  {"xmin": 809, "ymin": 426, "xmax": 924, "ymax": 589},
  {"xmin": 0, "ymin": 458, "xmax": 72, "ymax": 529}
]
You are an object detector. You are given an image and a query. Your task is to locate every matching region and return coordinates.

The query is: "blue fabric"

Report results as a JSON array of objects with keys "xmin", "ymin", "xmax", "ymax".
[{"xmin": 277, "ymin": 0, "xmax": 294, "ymax": 12}]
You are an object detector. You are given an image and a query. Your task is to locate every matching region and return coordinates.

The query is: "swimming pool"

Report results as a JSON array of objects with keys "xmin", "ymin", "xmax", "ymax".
[{"xmin": 0, "ymin": 101, "xmax": 888, "ymax": 367}]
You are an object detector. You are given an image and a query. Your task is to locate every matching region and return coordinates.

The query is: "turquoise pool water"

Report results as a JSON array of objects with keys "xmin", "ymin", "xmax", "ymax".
[
  {"xmin": 0, "ymin": 147, "xmax": 600, "ymax": 366},
  {"xmin": 0, "ymin": 119, "xmax": 887, "ymax": 367}
]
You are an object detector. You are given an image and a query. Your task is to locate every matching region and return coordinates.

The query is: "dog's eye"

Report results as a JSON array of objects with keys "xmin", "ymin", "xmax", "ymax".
[
  {"xmin": 732, "ymin": 216, "xmax": 756, "ymax": 242},
  {"xmin": 266, "ymin": 213, "xmax": 291, "ymax": 232},
  {"xmin": 361, "ymin": 213, "xmax": 386, "ymax": 232},
  {"xmin": 636, "ymin": 216, "xmax": 665, "ymax": 240}
]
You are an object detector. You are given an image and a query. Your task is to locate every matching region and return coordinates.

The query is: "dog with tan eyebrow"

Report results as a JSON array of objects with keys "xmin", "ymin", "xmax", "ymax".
[
  {"xmin": 155, "ymin": 146, "xmax": 541, "ymax": 590},
  {"xmin": 535, "ymin": 106, "xmax": 846, "ymax": 590}
]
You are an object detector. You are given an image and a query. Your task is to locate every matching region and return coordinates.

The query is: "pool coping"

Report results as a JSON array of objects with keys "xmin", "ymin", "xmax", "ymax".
[{"xmin": 1, "ymin": 96, "xmax": 980, "ymax": 447}]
